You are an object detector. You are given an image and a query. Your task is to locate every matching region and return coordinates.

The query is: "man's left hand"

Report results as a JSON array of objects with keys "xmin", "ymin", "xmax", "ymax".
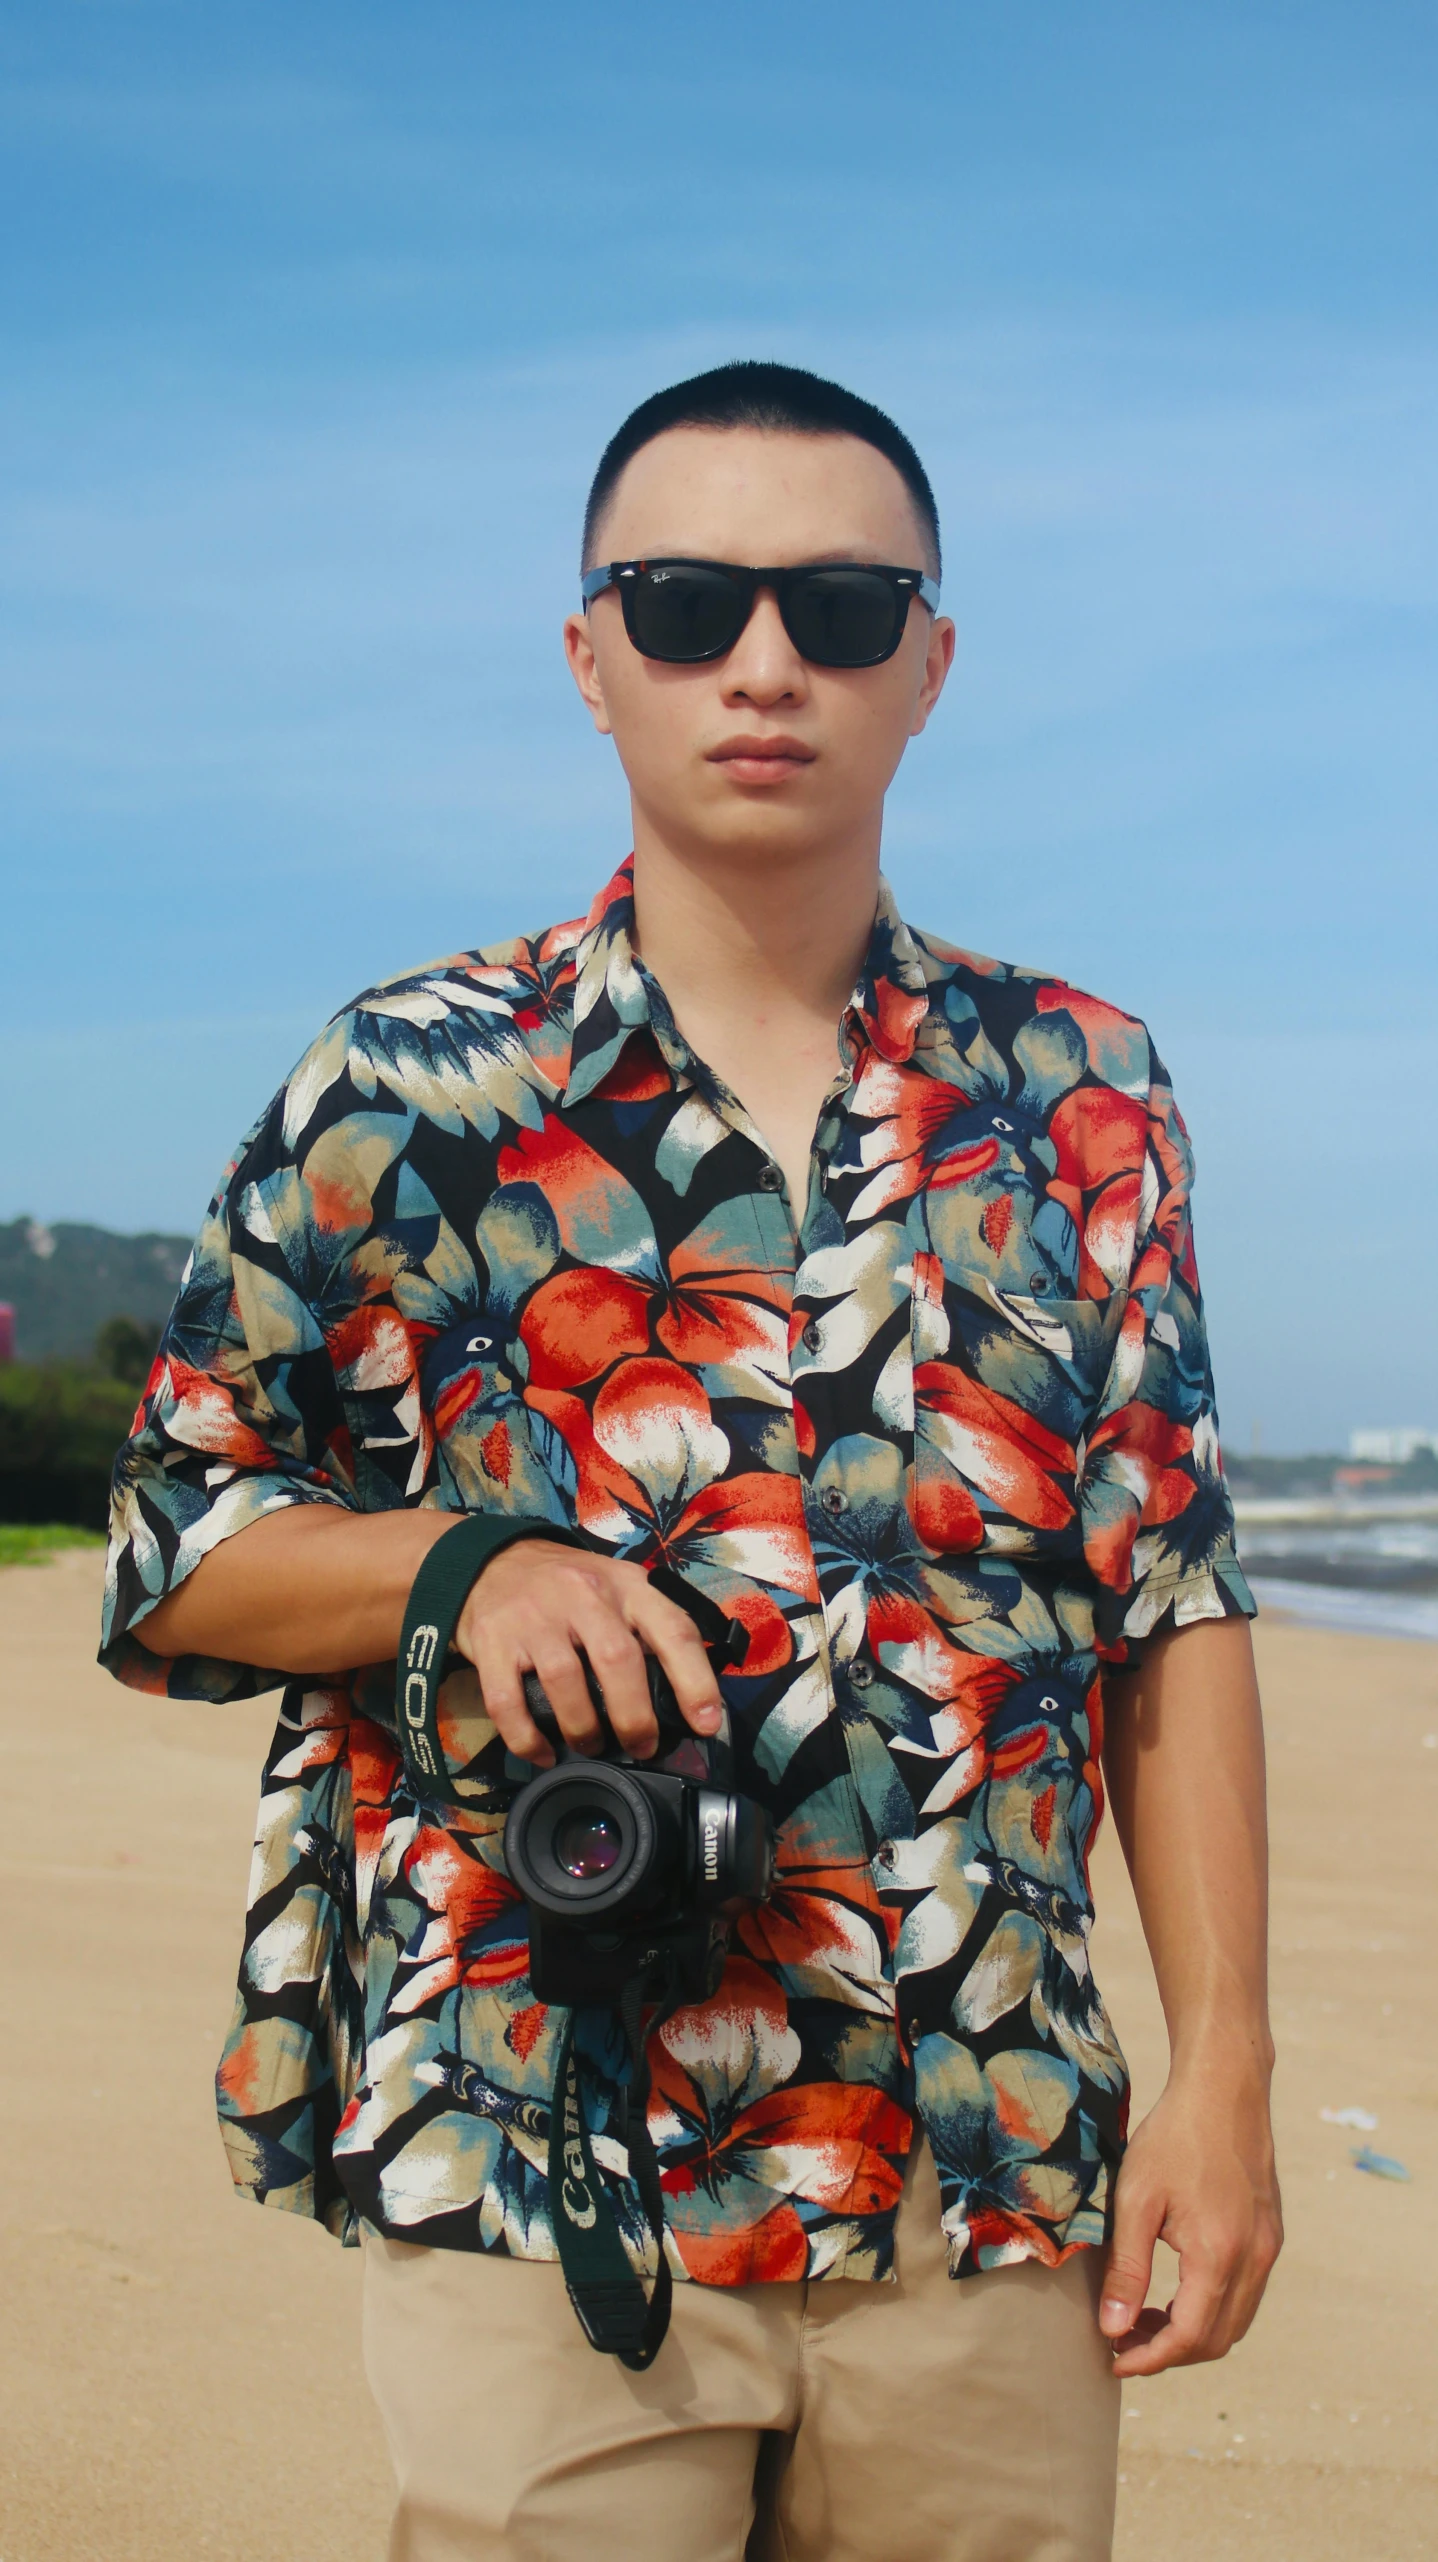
[{"xmin": 1098, "ymin": 2060, "xmax": 1283, "ymax": 2376}]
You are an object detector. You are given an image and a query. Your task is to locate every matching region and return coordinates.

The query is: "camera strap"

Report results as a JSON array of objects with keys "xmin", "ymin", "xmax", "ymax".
[
  {"xmin": 396, "ymin": 1516, "xmax": 741, "ymax": 2371},
  {"xmin": 547, "ymin": 1965, "xmax": 681, "ymax": 2370}
]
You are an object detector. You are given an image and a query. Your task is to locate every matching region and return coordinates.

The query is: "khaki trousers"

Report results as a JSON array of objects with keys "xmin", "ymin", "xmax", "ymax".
[{"xmin": 362, "ymin": 2143, "xmax": 1120, "ymax": 2562}]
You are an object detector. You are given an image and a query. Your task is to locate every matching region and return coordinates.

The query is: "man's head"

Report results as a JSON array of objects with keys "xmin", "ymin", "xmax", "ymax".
[
  {"xmin": 581, "ymin": 361, "xmax": 942, "ymax": 582},
  {"xmin": 564, "ymin": 362, "xmax": 954, "ymax": 881}
]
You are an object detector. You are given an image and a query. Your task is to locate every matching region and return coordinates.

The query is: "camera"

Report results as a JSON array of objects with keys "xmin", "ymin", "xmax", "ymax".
[{"xmin": 504, "ymin": 1655, "xmax": 775, "ymax": 2007}]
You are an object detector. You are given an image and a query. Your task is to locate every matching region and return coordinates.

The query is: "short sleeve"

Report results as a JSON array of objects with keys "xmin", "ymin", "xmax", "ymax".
[
  {"xmin": 100, "ymin": 1095, "xmax": 355, "ymax": 1701},
  {"xmin": 1078, "ymin": 1045, "xmax": 1255, "ymax": 1666}
]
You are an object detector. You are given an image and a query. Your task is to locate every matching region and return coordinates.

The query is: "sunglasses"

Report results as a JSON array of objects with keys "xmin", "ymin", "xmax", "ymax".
[{"xmin": 580, "ymin": 558, "xmax": 941, "ymax": 668}]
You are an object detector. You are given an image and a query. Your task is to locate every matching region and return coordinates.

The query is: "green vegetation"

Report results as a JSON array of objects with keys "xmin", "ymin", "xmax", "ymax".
[
  {"xmin": 0, "ymin": 1522, "xmax": 107, "ymax": 1568},
  {"xmin": 95, "ymin": 1313, "xmax": 161, "ymax": 1385},
  {"xmin": 0, "ymin": 1359, "xmax": 141, "ymax": 1529},
  {"xmin": 0, "ymin": 1216, "xmax": 179, "ymax": 1527}
]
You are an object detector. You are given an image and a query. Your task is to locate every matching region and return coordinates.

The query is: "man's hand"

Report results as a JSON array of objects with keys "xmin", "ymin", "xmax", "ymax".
[
  {"xmin": 1099, "ymin": 2059, "xmax": 1283, "ymax": 2376},
  {"xmin": 140, "ymin": 1511, "xmax": 722, "ymax": 1766},
  {"xmin": 455, "ymin": 1539, "xmax": 723, "ymax": 1766}
]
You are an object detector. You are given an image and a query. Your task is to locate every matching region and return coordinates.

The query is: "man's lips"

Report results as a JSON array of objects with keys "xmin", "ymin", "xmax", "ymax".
[{"xmin": 706, "ymin": 736, "xmax": 817, "ymax": 786}]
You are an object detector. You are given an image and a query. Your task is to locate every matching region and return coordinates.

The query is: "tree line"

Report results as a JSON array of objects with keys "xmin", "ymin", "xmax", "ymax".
[{"xmin": 0, "ymin": 1319, "xmax": 158, "ymax": 1528}]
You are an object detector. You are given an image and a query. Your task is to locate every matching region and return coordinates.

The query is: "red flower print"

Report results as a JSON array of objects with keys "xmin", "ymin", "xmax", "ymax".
[
  {"xmin": 520, "ymin": 1217, "xmax": 789, "ymax": 1394},
  {"xmin": 649, "ymin": 1958, "xmax": 907, "ymax": 2282},
  {"xmin": 527, "ymin": 1358, "xmax": 817, "ymax": 1597},
  {"xmin": 738, "ymin": 1842, "xmax": 890, "ymax": 2010},
  {"xmin": 866, "ymin": 1593, "xmax": 1016, "ymax": 1809},
  {"xmin": 914, "ymin": 1362, "xmax": 1076, "ymax": 1533},
  {"xmin": 1081, "ymin": 1402, "xmax": 1196, "ymax": 1590},
  {"xmin": 1035, "ymin": 984, "xmax": 1150, "ymax": 1096},
  {"xmin": 1046, "ymin": 1087, "xmax": 1148, "ymax": 1296},
  {"xmin": 853, "ymin": 969, "xmax": 929, "ymax": 1065},
  {"xmin": 391, "ymin": 1827, "xmax": 528, "ymax": 2014},
  {"xmin": 497, "ymin": 1116, "xmax": 658, "ymax": 1271},
  {"xmin": 844, "ymin": 1058, "xmax": 1002, "ymax": 1218},
  {"xmin": 156, "ymin": 1355, "xmax": 282, "ymax": 1468}
]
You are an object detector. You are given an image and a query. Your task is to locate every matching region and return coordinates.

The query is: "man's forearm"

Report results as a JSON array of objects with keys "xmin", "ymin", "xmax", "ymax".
[
  {"xmin": 139, "ymin": 1505, "xmax": 462, "ymax": 1671},
  {"xmin": 1101, "ymin": 1614, "xmax": 1274, "ymax": 2078},
  {"xmin": 138, "ymin": 1505, "xmax": 725, "ymax": 1767},
  {"xmin": 1097, "ymin": 1611, "xmax": 1282, "ymax": 2373}
]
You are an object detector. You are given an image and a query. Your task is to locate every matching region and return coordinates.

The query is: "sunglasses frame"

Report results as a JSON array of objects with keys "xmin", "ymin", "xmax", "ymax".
[{"xmin": 580, "ymin": 558, "xmax": 941, "ymax": 667}]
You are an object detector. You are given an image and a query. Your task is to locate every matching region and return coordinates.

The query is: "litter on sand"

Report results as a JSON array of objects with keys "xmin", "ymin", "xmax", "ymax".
[
  {"xmin": 1320, "ymin": 2106, "xmax": 1378, "ymax": 2130},
  {"xmin": 1350, "ymin": 2147, "xmax": 1411, "ymax": 2182}
]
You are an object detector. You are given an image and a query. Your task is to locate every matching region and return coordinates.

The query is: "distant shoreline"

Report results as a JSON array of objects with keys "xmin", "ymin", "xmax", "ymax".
[{"xmin": 1233, "ymin": 1495, "xmax": 1438, "ymax": 1526}]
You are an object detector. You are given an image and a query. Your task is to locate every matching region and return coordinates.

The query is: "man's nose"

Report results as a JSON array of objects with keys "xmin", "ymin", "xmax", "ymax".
[{"xmin": 719, "ymin": 586, "xmax": 808, "ymax": 705}]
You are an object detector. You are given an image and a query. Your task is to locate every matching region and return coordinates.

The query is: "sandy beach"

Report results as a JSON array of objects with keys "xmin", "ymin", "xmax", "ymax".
[{"xmin": 2, "ymin": 1550, "xmax": 1434, "ymax": 2562}]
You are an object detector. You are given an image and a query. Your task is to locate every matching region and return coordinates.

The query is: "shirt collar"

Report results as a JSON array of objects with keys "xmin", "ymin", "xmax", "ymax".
[{"xmin": 561, "ymin": 857, "xmax": 932, "ymax": 1109}]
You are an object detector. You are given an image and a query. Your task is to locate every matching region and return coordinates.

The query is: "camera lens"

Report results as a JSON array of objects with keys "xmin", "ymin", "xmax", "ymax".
[
  {"xmin": 553, "ymin": 1810, "xmax": 624, "ymax": 1879},
  {"xmin": 505, "ymin": 1766, "xmax": 658, "ymax": 1918}
]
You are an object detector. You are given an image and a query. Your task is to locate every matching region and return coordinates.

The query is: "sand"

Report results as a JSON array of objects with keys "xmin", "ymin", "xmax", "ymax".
[{"xmin": 1, "ymin": 1551, "xmax": 1434, "ymax": 2562}]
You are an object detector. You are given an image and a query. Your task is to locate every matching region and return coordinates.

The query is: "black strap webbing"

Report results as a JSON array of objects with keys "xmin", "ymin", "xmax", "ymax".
[
  {"xmin": 395, "ymin": 1514, "xmax": 586, "ymax": 1797},
  {"xmin": 547, "ymin": 1970, "xmax": 680, "ymax": 2369}
]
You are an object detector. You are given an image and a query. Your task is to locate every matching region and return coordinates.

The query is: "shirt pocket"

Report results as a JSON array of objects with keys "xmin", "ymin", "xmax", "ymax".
[{"xmin": 906, "ymin": 1252, "xmax": 1116, "ymax": 1561}]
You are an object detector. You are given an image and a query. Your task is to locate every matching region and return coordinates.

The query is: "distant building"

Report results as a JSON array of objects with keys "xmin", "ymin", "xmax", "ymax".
[
  {"xmin": 0, "ymin": 1303, "xmax": 13, "ymax": 1362},
  {"xmin": 1349, "ymin": 1427, "xmax": 1438, "ymax": 1464}
]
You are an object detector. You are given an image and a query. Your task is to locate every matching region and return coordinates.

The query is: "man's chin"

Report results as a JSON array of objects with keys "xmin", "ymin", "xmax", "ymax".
[{"xmin": 670, "ymin": 811, "xmax": 847, "ymax": 871}]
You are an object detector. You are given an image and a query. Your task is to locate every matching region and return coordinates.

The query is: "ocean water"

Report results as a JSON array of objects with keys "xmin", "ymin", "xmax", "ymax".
[
  {"xmin": 1246, "ymin": 1576, "xmax": 1438, "ymax": 1643},
  {"xmin": 1235, "ymin": 1505, "xmax": 1438, "ymax": 1642}
]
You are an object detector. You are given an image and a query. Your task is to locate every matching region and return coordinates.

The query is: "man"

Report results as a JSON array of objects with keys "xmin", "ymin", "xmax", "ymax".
[{"xmin": 104, "ymin": 361, "xmax": 1280, "ymax": 2562}]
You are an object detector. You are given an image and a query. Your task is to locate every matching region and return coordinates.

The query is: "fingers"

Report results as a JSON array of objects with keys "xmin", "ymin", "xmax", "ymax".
[
  {"xmin": 1099, "ymin": 2084, "xmax": 1284, "ymax": 2377},
  {"xmin": 1099, "ymin": 2169, "xmax": 1162, "ymax": 2352},
  {"xmin": 564, "ymin": 1581, "xmax": 662, "ymax": 1756},
  {"xmin": 1106, "ymin": 2205, "xmax": 1283, "ymax": 2378},
  {"xmin": 1108, "ymin": 2250, "xmax": 1228, "ymax": 2378},
  {"xmin": 465, "ymin": 1632, "xmax": 557, "ymax": 1767},
  {"xmin": 455, "ymin": 1544, "xmax": 724, "ymax": 1766},
  {"xmin": 622, "ymin": 1576, "xmax": 724, "ymax": 1738}
]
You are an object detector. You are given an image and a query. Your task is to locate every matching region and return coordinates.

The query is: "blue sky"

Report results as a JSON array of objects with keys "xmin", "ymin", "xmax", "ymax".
[{"xmin": 3, "ymin": 0, "xmax": 1434, "ymax": 1448}]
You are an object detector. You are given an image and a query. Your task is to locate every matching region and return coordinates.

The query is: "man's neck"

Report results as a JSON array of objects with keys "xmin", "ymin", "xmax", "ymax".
[
  {"xmin": 627, "ymin": 821, "xmax": 883, "ymax": 1210},
  {"xmin": 629, "ymin": 827, "xmax": 880, "ymax": 1041}
]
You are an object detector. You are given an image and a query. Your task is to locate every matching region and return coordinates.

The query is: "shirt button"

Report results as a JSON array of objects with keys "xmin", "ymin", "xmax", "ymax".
[
  {"xmin": 820, "ymin": 1486, "xmax": 846, "ymax": 1517},
  {"xmin": 757, "ymin": 1162, "xmax": 784, "ymax": 1192},
  {"xmin": 907, "ymin": 2017, "xmax": 923, "ymax": 2046},
  {"xmin": 801, "ymin": 1318, "xmax": 823, "ymax": 1354},
  {"xmin": 1028, "ymin": 1272, "xmax": 1049, "ymax": 1295},
  {"xmin": 875, "ymin": 1837, "xmax": 895, "ymax": 1868},
  {"xmin": 850, "ymin": 1658, "xmax": 874, "ymax": 1689}
]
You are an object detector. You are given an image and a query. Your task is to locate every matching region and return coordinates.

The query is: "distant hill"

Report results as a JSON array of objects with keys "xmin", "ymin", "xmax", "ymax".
[{"xmin": 0, "ymin": 1219, "xmax": 191, "ymax": 1362}]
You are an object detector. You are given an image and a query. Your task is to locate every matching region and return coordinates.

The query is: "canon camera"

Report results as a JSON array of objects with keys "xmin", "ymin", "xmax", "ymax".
[{"xmin": 503, "ymin": 1652, "xmax": 775, "ymax": 2007}]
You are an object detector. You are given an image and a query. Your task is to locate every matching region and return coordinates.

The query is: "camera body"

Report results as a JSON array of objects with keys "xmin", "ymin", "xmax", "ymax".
[{"xmin": 503, "ymin": 1659, "xmax": 775, "ymax": 2006}]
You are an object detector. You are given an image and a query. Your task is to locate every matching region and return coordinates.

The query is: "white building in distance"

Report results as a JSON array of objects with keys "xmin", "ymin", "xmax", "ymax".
[{"xmin": 1349, "ymin": 1428, "xmax": 1438, "ymax": 1464}]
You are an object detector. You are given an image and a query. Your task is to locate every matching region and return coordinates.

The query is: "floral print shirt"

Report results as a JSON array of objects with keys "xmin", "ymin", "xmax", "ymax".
[{"xmin": 102, "ymin": 860, "xmax": 1253, "ymax": 2286}]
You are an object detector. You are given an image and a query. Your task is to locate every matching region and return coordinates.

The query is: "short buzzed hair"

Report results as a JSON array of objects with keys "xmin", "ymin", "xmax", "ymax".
[{"xmin": 582, "ymin": 360, "xmax": 941, "ymax": 579}]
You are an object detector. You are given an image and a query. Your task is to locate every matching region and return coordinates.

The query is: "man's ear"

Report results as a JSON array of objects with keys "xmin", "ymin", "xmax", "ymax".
[
  {"xmin": 909, "ymin": 614, "xmax": 956, "ymax": 739},
  {"xmin": 563, "ymin": 611, "xmax": 613, "ymax": 736}
]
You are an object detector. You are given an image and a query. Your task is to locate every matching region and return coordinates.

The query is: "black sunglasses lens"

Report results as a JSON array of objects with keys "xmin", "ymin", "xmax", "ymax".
[
  {"xmin": 783, "ymin": 569, "xmax": 904, "ymax": 666},
  {"xmin": 627, "ymin": 565, "xmax": 747, "ymax": 661}
]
